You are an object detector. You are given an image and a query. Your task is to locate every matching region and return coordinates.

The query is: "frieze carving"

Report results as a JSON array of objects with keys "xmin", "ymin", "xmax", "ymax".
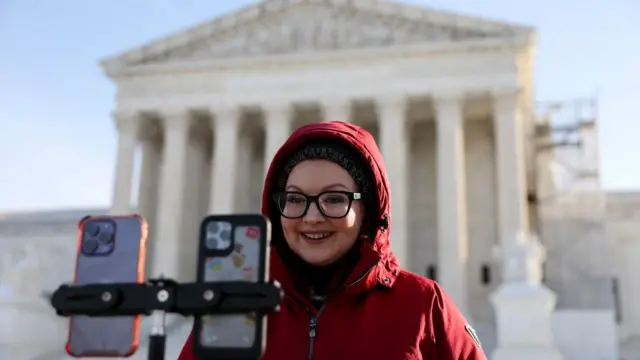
[{"xmin": 142, "ymin": 4, "xmax": 502, "ymax": 64}]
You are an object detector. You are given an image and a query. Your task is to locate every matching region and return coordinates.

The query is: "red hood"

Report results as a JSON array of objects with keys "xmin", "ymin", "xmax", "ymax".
[{"xmin": 261, "ymin": 121, "xmax": 399, "ymax": 296}]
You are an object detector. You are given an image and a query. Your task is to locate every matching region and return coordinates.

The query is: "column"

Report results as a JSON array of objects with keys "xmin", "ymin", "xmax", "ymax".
[
  {"xmin": 137, "ymin": 137, "xmax": 161, "ymax": 221},
  {"xmin": 235, "ymin": 133, "xmax": 254, "ymax": 213},
  {"xmin": 153, "ymin": 110, "xmax": 191, "ymax": 280},
  {"xmin": 493, "ymin": 90, "xmax": 529, "ymax": 246},
  {"xmin": 137, "ymin": 135, "xmax": 161, "ymax": 275},
  {"xmin": 322, "ymin": 100, "xmax": 351, "ymax": 122},
  {"xmin": 435, "ymin": 95, "xmax": 469, "ymax": 315},
  {"xmin": 209, "ymin": 107, "xmax": 240, "ymax": 214},
  {"xmin": 110, "ymin": 111, "xmax": 139, "ymax": 214},
  {"xmin": 377, "ymin": 96, "xmax": 409, "ymax": 269},
  {"xmin": 263, "ymin": 102, "xmax": 293, "ymax": 179}
]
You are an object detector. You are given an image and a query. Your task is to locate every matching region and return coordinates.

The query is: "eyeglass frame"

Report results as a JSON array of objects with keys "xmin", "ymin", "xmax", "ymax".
[{"xmin": 272, "ymin": 190, "xmax": 362, "ymax": 219}]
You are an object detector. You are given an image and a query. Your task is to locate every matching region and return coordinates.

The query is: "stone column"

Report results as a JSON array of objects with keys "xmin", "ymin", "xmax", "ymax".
[
  {"xmin": 322, "ymin": 100, "xmax": 351, "ymax": 122},
  {"xmin": 435, "ymin": 95, "xmax": 469, "ymax": 315},
  {"xmin": 110, "ymin": 111, "xmax": 139, "ymax": 214},
  {"xmin": 209, "ymin": 107, "xmax": 240, "ymax": 214},
  {"xmin": 494, "ymin": 91, "xmax": 529, "ymax": 246},
  {"xmin": 137, "ymin": 134, "xmax": 161, "ymax": 275},
  {"xmin": 377, "ymin": 96, "xmax": 409, "ymax": 269},
  {"xmin": 263, "ymin": 102, "xmax": 293, "ymax": 179},
  {"xmin": 235, "ymin": 133, "xmax": 255, "ymax": 213},
  {"xmin": 137, "ymin": 137, "xmax": 161, "ymax": 222},
  {"xmin": 153, "ymin": 110, "xmax": 191, "ymax": 280},
  {"xmin": 490, "ymin": 91, "xmax": 562, "ymax": 360}
]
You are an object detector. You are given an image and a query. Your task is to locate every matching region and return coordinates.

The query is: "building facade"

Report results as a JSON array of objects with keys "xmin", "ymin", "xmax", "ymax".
[{"xmin": 0, "ymin": 1, "xmax": 637, "ymax": 359}]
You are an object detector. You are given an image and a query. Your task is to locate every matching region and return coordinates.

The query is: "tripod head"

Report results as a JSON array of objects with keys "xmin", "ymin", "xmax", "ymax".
[{"xmin": 50, "ymin": 278, "xmax": 283, "ymax": 360}]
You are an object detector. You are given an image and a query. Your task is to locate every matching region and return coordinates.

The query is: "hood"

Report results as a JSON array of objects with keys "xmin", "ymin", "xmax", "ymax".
[{"xmin": 261, "ymin": 121, "xmax": 399, "ymax": 294}]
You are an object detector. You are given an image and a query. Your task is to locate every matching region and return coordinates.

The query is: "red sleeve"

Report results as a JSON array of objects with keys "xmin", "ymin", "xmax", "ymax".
[
  {"xmin": 177, "ymin": 331, "xmax": 195, "ymax": 360},
  {"xmin": 420, "ymin": 283, "xmax": 487, "ymax": 360}
]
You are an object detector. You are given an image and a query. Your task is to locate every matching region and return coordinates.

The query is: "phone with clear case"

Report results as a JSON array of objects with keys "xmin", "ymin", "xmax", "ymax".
[
  {"xmin": 66, "ymin": 214, "xmax": 147, "ymax": 357},
  {"xmin": 192, "ymin": 214, "xmax": 270, "ymax": 360}
]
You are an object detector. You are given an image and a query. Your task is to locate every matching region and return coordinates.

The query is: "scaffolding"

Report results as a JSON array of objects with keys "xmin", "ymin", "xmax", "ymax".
[
  {"xmin": 533, "ymin": 96, "xmax": 601, "ymax": 195},
  {"xmin": 531, "ymin": 95, "xmax": 617, "ymax": 312}
]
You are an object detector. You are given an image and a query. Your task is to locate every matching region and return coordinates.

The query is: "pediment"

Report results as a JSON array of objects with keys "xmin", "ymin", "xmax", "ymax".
[{"xmin": 101, "ymin": 0, "xmax": 533, "ymax": 72}]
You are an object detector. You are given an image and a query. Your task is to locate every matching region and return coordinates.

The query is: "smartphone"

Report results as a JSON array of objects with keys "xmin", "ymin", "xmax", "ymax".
[
  {"xmin": 66, "ymin": 214, "xmax": 147, "ymax": 357},
  {"xmin": 192, "ymin": 214, "xmax": 271, "ymax": 360}
]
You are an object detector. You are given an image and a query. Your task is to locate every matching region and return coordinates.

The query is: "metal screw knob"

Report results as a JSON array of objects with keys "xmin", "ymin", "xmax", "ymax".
[
  {"xmin": 203, "ymin": 290, "xmax": 215, "ymax": 301},
  {"xmin": 157, "ymin": 289, "xmax": 169, "ymax": 302},
  {"xmin": 101, "ymin": 291, "xmax": 112, "ymax": 302}
]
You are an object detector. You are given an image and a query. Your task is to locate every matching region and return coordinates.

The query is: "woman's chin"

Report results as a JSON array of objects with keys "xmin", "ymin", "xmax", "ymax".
[{"xmin": 299, "ymin": 251, "xmax": 338, "ymax": 267}]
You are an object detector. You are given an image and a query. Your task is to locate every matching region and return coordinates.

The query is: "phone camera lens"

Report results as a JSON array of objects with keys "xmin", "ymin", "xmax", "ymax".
[
  {"xmin": 97, "ymin": 222, "xmax": 114, "ymax": 244},
  {"xmin": 101, "ymin": 222, "xmax": 114, "ymax": 233},
  {"xmin": 82, "ymin": 238, "xmax": 99, "ymax": 254},
  {"xmin": 84, "ymin": 222, "xmax": 100, "ymax": 237},
  {"xmin": 98, "ymin": 231, "xmax": 114, "ymax": 244}
]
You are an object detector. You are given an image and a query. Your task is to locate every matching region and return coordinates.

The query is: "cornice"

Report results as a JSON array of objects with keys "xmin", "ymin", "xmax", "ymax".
[{"xmin": 107, "ymin": 36, "xmax": 530, "ymax": 79}]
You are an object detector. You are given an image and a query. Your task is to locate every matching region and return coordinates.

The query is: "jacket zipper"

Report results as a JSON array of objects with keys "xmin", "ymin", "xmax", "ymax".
[
  {"xmin": 305, "ymin": 264, "xmax": 377, "ymax": 360},
  {"xmin": 307, "ymin": 305, "xmax": 325, "ymax": 360}
]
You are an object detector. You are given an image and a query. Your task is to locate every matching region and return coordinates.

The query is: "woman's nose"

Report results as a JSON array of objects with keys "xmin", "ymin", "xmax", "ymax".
[{"xmin": 303, "ymin": 202, "xmax": 324, "ymax": 223}]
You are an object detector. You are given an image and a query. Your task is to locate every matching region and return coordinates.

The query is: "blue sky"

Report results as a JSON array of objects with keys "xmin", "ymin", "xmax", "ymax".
[{"xmin": 0, "ymin": 0, "xmax": 638, "ymax": 211}]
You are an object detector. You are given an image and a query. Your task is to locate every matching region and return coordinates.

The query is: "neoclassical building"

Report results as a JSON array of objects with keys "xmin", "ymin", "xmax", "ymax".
[
  {"xmin": 104, "ymin": 0, "xmax": 536, "ymax": 321},
  {"xmin": 0, "ymin": 1, "xmax": 638, "ymax": 359}
]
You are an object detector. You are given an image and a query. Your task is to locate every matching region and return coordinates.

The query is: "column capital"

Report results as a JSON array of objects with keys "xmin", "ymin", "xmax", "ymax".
[
  {"xmin": 321, "ymin": 99, "xmax": 351, "ymax": 122},
  {"xmin": 434, "ymin": 94, "xmax": 464, "ymax": 127},
  {"xmin": 433, "ymin": 92, "xmax": 465, "ymax": 107},
  {"xmin": 161, "ymin": 108, "xmax": 192, "ymax": 131},
  {"xmin": 491, "ymin": 87, "xmax": 523, "ymax": 98},
  {"xmin": 320, "ymin": 97, "xmax": 349, "ymax": 107},
  {"xmin": 492, "ymin": 88, "xmax": 524, "ymax": 108},
  {"xmin": 261, "ymin": 101, "xmax": 293, "ymax": 116},
  {"xmin": 211, "ymin": 105, "xmax": 242, "ymax": 122},
  {"xmin": 111, "ymin": 110, "xmax": 140, "ymax": 135},
  {"xmin": 375, "ymin": 94, "xmax": 408, "ymax": 111},
  {"xmin": 261, "ymin": 102, "xmax": 294, "ymax": 128}
]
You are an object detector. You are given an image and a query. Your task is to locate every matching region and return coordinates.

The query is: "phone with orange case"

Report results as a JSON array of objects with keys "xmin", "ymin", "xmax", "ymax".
[{"xmin": 66, "ymin": 214, "xmax": 147, "ymax": 357}]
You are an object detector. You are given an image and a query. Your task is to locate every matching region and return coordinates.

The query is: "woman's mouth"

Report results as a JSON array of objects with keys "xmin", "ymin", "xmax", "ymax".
[{"xmin": 301, "ymin": 232, "xmax": 333, "ymax": 241}]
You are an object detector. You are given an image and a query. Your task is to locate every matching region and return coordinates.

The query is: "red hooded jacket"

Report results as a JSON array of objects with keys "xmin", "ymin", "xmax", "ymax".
[{"xmin": 178, "ymin": 121, "xmax": 486, "ymax": 360}]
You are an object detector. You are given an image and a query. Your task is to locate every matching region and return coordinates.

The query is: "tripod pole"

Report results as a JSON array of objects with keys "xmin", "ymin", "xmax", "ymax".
[{"xmin": 148, "ymin": 310, "xmax": 166, "ymax": 360}]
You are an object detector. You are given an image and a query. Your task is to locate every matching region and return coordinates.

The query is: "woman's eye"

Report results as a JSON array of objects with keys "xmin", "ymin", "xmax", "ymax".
[{"xmin": 324, "ymin": 196, "xmax": 346, "ymax": 203}]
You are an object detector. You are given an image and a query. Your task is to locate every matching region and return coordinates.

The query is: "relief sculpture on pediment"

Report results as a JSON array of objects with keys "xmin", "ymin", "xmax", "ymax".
[{"xmin": 145, "ymin": 5, "xmax": 497, "ymax": 64}]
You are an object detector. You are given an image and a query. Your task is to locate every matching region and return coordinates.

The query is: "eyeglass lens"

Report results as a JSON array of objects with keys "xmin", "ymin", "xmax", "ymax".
[{"xmin": 276, "ymin": 192, "xmax": 352, "ymax": 218}]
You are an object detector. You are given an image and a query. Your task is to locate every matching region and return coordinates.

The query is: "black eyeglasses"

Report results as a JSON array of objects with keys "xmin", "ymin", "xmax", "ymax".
[{"xmin": 272, "ymin": 191, "xmax": 362, "ymax": 219}]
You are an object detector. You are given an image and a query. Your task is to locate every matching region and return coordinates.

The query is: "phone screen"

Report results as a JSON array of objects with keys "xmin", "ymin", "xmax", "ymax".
[{"xmin": 199, "ymin": 224, "xmax": 262, "ymax": 348}]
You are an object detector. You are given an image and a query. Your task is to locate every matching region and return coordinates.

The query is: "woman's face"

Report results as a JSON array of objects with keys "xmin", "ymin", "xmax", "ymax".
[{"xmin": 281, "ymin": 160, "xmax": 364, "ymax": 266}]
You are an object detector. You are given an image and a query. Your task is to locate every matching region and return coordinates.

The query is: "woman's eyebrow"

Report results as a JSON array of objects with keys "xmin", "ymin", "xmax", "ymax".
[{"xmin": 285, "ymin": 183, "xmax": 349, "ymax": 191}]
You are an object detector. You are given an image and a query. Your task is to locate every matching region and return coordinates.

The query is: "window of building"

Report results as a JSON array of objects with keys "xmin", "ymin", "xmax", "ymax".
[
  {"xmin": 612, "ymin": 277, "xmax": 623, "ymax": 323},
  {"xmin": 481, "ymin": 264, "xmax": 491, "ymax": 285},
  {"xmin": 426, "ymin": 265, "xmax": 437, "ymax": 281}
]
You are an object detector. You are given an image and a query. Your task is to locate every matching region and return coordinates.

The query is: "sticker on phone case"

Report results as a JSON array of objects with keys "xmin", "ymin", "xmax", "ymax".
[
  {"xmin": 242, "ymin": 267, "xmax": 254, "ymax": 281},
  {"xmin": 231, "ymin": 244, "xmax": 246, "ymax": 268},
  {"xmin": 245, "ymin": 227, "xmax": 260, "ymax": 240},
  {"xmin": 206, "ymin": 258, "xmax": 223, "ymax": 271}
]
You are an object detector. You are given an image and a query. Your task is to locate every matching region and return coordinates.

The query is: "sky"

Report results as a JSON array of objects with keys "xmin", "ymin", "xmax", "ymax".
[{"xmin": 0, "ymin": 0, "xmax": 638, "ymax": 212}]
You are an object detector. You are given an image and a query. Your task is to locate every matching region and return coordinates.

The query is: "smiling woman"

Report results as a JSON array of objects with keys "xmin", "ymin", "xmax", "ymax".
[
  {"xmin": 277, "ymin": 158, "xmax": 366, "ymax": 267},
  {"xmin": 178, "ymin": 121, "xmax": 487, "ymax": 360}
]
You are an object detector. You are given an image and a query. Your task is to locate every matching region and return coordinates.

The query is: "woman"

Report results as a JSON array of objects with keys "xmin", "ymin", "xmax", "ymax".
[{"xmin": 178, "ymin": 121, "xmax": 486, "ymax": 359}]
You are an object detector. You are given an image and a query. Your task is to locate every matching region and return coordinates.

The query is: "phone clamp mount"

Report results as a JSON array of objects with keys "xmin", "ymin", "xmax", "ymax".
[{"xmin": 50, "ymin": 278, "xmax": 283, "ymax": 360}]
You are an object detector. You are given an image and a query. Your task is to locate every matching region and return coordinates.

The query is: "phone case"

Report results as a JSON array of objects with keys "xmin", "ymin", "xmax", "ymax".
[
  {"xmin": 66, "ymin": 214, "xmax": 147, "ymax": 357},
  {"xmin": 192, "ymin": 214, "xmax": 271, "ymax": 360}
]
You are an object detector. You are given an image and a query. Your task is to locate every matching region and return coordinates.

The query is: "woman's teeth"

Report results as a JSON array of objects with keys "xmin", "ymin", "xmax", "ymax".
[{"xmin": 302, "ymin": 233, "xmax": 331, "ymax": 240}]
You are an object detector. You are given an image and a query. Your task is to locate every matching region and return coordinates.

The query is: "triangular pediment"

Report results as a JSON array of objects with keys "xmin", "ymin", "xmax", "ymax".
[{"xmin": 101, "ymin": 0, "xmax": 533, "ymax": 72}]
